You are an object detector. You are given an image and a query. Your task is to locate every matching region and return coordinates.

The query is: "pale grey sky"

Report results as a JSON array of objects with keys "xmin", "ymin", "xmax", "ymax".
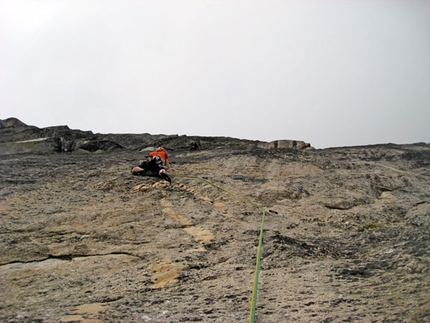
[{"xmin": 1, "ymin": 0, "xmax": 429, "ymax": 148}]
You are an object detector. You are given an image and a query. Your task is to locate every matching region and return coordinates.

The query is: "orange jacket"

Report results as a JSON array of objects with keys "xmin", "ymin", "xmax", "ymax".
[
  {"xmin": 150, "ymin": 151, "xmax": 167, "ymax": 162},
  {"xmin": 149, "ymin": 150, "xmax": 170, "ymax": 169}
]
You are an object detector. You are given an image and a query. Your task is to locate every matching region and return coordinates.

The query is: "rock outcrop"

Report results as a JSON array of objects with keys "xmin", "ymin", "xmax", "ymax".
[
  {"xmin": 0, "ymin": 118, "xmax": 429, "ymax": 323},
  {"xmin": 0, "ymin": 118, "xmax": 123, "ymax": 154},
  {"xmin": 0, "ymin": 118, "xmax": 312, "ymax": 155}
]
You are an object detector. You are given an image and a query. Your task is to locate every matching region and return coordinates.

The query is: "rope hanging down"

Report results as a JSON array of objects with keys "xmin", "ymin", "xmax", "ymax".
[
  {"xmin": 171, "ymin": 174, "xmax": 267, "ymax": 323},
  {"xmin": 248, "ymin": 207, "xmax": 266, "ymax": 323}
]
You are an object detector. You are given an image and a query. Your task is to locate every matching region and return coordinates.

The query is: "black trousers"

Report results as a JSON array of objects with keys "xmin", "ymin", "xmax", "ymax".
[{"xmin": 136, "ymin": 157, "xmax": 164, "ymax": 175}]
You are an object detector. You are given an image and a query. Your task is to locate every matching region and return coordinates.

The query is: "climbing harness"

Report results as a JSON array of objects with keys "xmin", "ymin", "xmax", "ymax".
[{"xmin": 171, "ymin": 174, "xmax": 267, "ymax": 323}]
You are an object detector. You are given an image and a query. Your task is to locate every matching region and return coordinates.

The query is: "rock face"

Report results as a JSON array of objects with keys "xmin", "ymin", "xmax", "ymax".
[
  {"xmin": 0, "ymin": 118, "xmax": 122, "ymax": 154},
  {"xmin": 0, "ymin": 118, "xmax": 313, "ymax": 155},
  {"xmin": 0, "ymin": 118, "xmax": 429, "ymax": 323}
]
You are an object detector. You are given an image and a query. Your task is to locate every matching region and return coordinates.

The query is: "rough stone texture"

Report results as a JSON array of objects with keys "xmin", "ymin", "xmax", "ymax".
[
  {"xmin": 265, "ymin": 139, "xmax": 311, "ymax": 149},
  {"xmin": 0, "ymin": 119, "xmax": 429, "ymax": 323},
  {"xmin": 0, "ymin": 137, "xmax": 62, "ymax": 155}
]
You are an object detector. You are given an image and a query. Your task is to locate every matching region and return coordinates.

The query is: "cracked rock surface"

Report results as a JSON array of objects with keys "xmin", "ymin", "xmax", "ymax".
[{"xmin": 1, "ymin": 133, "xmax": 430, "ymax": 322}]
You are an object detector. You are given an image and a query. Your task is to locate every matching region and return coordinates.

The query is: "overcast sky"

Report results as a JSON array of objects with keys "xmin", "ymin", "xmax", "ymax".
[{"xmin": 1, "ymin": 1, "xmax": 429, "ymax": 148}]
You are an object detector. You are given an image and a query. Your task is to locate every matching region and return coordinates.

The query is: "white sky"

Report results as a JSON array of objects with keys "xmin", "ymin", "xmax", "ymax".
[{"xmin": 1, "ymin": 0, "xmax": 429, "ymax": 148}]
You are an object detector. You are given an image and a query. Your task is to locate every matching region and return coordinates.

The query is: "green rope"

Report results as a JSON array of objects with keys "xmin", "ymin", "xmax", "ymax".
[
  {"xmin": 249, "ymin": 207, "xmax": 266, "ymax": 323},
  {"xmin": 171, "ymin": 174, "xmax": 266, "ymax": 322}
]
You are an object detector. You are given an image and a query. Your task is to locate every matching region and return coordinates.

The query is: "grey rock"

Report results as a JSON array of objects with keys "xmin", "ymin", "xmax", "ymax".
[{"xmin": 0, "ymin": 118, "xmax": 429, "ymax": 323}]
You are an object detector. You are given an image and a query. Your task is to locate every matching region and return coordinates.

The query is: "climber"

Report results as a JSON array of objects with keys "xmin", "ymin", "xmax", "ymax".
[{"xmin": 131, "ymin": 146, "xmax": 171, "ymax": 183}]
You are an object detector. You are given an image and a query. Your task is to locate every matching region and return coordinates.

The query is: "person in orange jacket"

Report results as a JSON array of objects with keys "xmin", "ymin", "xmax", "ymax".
[{"xmin": 131, "ymin": 146, "xmax": 171, "ymax": 183}]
